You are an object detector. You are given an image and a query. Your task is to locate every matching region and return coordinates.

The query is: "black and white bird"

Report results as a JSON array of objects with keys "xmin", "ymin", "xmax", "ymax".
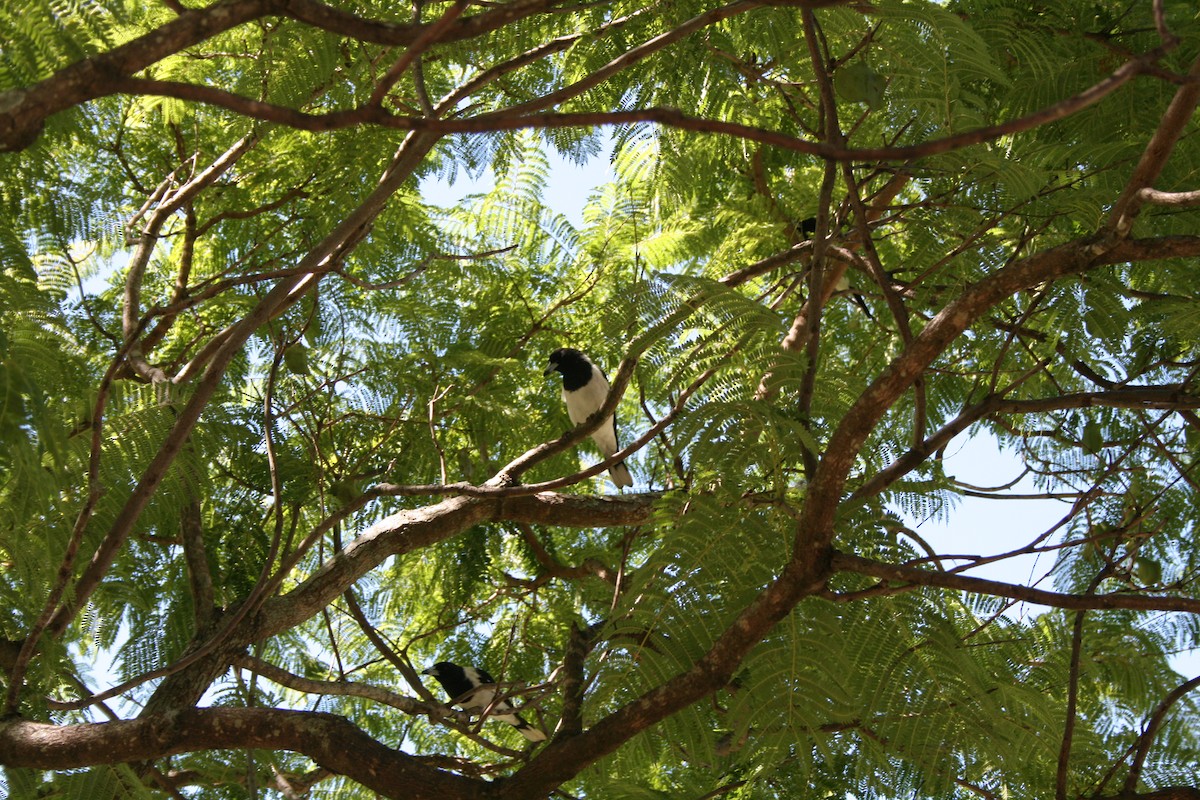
[
  {"xmin": 421, "ymin": 661, "xmax": 546, "ymax": 742},
  {"xmin": 796, "ymin": 215, "xmax": 873, "ymax": 318},
  {"xmin": 544, "ymin": 347, "xmax": 634, "ymax": 488}
]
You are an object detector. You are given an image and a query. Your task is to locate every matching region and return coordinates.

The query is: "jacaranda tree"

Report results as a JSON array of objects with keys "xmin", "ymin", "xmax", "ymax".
[{"xmin": 2, "ymin": 0, "xmax": 1200, "ymax": 797}]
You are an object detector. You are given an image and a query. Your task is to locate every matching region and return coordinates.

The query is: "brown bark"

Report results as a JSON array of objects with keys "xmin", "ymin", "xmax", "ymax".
[{"xmin": 0, "ymin": 709, "xmax": 488, "ymax": 800}]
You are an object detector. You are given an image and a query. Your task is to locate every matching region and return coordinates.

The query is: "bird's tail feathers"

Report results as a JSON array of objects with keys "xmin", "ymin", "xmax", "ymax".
[
  {"xmin": 609, "ymin": 460, "xmax": 633, "ymax": 489},
  {"xmin": 499, "ymin": 713, "xmax": 548, "ymax": 742}
]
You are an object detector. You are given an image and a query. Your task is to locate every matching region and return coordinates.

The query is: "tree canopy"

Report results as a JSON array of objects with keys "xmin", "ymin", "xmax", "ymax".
[{"xmin": 2, "ymin": 0, "xmax": 1200, "ymax": 797}]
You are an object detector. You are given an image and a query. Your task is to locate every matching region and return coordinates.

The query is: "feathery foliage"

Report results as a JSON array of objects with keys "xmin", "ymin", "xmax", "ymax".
[{"xmin": 2, "ymin": 0, "xmax": 1200, "ymax": 798}]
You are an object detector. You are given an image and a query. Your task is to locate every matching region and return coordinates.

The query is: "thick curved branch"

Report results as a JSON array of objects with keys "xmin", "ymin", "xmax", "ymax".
[
  {"xmin": 79, "ymin": 87, "xmax": 1170, "ymax": 166},
  {"xmin": 798, "ymin": 235, "xmax": 1101, "ymax": 579},
  {"xmin": 67, "ymin": 488, "xmax": 655, "ymax": 719},
  {"xmin": 0, "ymin": 0, "xmax": 569, "ymax": 151},
  {"xmin": 0, "ymin": 709, "xmax": 487, "ymax": 800},
  {"xmin": 0, "ymin": 0, "xmax": 276, "ymax": 151},
  {"xmin": 255, "ymin": 492, "xmax": 656, "ymax": 639},
  {"xmin": 798, "ymin": 227, "xmax": 1200, "ymax": 576}
]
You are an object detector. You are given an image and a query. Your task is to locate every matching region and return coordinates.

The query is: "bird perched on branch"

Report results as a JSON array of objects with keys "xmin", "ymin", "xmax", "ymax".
[
  {"xmin": 544, "ymin": 347, "xmax": 634, "ymax": 488},
  {"xmin": 421, "ymin": 661, "xmax": 547, "ymax": 742},
  {"xmin": 796, "ymin": 215, "xmax": 874, "ymax": 318}
]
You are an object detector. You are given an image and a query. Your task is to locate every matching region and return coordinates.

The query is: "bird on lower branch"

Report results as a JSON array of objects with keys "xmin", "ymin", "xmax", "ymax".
[{"xmin": 421, "ymin": 661, "xmax": 547, "ymax": 742}]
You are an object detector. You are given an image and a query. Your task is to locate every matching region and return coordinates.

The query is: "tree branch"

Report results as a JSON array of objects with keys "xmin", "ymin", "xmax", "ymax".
[
  {"xmin": 1137, "ymin": 187, "xmax": 1200, "ymax": 206},
  {"xmin": 0, "ymin": 0, "xmax": 572, "ymax": 151},
  {"xmin": 831, "ymin": 552, "xmax": 1200, "ymax": 614},
  {"xmin": 0, "ymin": 709, "xmax": 488, "ymax": 800},
  {"xmin": 852, "ymin": 385, "xmax": 1200, "ymax": 502},
  {"xmin": 254, "ymin": 491, "xmax": 658, "ymax": 643},
  {"xmin": 231, "ymin": 653, "xmax": 439, "ymax": 716},
  {"xmin": 1107, "ymin": 53, "xmax": 1200, "ymax": 236},
  {"xmin": 1124, "ymin": 673, "xmax": 1200, "ymax": 793},
  {"xmin": 36, "ymin": 130, "xmax": 442, "ymax": 667}
]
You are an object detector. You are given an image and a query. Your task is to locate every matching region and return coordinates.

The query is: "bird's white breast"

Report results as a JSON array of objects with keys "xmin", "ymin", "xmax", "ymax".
[
  {"xmin": 562, "ymin": 365, "xmax": 610, "ymax": 426},
  {"xmin": 563, "ymin": 366, "xmax": 619, "ymax": 456}
]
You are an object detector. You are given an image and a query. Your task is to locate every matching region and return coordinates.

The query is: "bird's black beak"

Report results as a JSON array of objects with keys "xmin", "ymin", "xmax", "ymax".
[
  {"xmin": 543, "ymin": 363, "xmax": 555, "ymax": 377},
  {"xmin": 420, "ymin": 667, "xmax": 434, "ymax": 676}
]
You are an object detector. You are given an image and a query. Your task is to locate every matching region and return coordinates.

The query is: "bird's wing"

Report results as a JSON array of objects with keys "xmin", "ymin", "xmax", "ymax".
[
  {"xmin": 590, "ymin": 413, "xmax": 620, "ymax": 457},
  {"xmin": 470, "ymin": 666, "xmax": 496, "ymax": 685}
]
